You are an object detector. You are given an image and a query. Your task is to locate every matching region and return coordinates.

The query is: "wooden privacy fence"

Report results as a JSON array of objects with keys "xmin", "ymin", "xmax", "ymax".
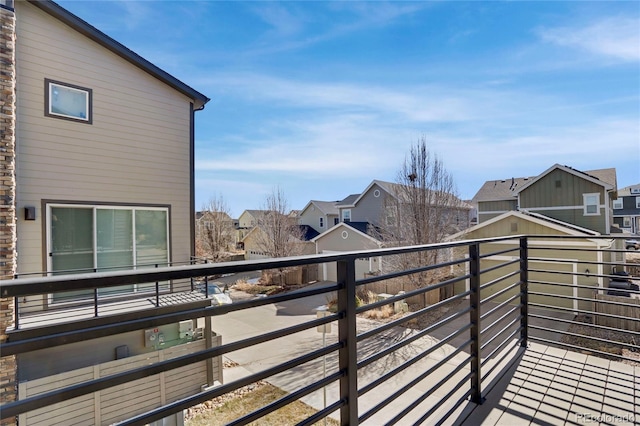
[
  {"xmin": 18, "ymin": 337, "xmax": 222, "ymax": 426},
  {"xmin": 594, "ymin": 294, "xmax": 640, "ymax": 332}
]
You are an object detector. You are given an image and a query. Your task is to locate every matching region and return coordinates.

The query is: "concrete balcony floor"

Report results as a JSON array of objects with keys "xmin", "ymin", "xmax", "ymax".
[{"xmin": 457, "ymin": 342, "xmax": 639, "ymax": 425}]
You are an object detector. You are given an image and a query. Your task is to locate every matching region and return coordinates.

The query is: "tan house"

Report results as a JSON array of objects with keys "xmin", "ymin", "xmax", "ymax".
[
  {"xmin": 0, "ymin": 1, "xmax": 212, "ymax": 422},
  {"xmin": 242, "ymin": 224, "xmax": 317, "ymax": 260},
  {"xmin": 449, "ymin": 211, "xmax": 614, "ymax": 311},
  {"xmin": 312, "ymin": 222, "xmax": 383, "ymax": 282}
]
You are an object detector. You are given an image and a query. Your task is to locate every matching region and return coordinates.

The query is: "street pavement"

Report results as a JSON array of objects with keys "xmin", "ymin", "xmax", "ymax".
[{"xmin": 203, "ymin": 282, "xmax": 475, "ymax": 425}]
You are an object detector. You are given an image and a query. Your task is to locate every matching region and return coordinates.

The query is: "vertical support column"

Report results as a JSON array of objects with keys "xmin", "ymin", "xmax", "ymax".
[
  {"xmin": 0, "ymin": 2, "xmax": 17, "ymax": 424},
  {"xmin": 519, "ymin": 236, "xmax": 529, "ymax": 347},
  {"xmin": 205, "ymin": 316, "xmax": 214, "ymax": 386},
  {"xmin": 336, "ymin": 258, "xmax": 358, "ymax": 425},
  {"xmin": 469, "ymin": 242, "xmax": 484, "ymax": 404}
]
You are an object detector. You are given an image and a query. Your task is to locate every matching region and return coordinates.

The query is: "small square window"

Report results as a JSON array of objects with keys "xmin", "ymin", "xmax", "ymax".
[
  {"xmin": 613, "ymin": 199, "xmax": 623, "ymax": 209},
  {"xmin": 583, "ymin": 193, "xmax": 600, "ymax": 216},
  {"xmin": 45, "ymin": 79, "xmax": 92, "ymax": 123},
  {"xmin": 636, "ymin": 197, "xmax": 640, "ymax": 209}
]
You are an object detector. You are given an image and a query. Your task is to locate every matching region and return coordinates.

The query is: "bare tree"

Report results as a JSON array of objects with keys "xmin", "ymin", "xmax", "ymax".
[
  {"xmin": 196, "ymin": 195, "xmax": 235, "ymax": 261},
  {"xmin": 379, "ymin": 136, "xmax": 468, "ymax": 304},
  {"xmin": 253, "ymin": 187, "xmax": 304, "ymax": 259}
]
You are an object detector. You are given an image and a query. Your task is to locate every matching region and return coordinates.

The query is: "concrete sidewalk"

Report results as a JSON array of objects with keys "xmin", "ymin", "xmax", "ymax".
[{"xmin": 208, "ymin": 288, "xmax": 573, "ymax": 424}]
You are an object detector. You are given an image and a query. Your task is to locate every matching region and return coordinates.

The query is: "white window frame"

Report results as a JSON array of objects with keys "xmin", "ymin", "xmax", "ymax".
[
  {"xmin": 583, "ymin": 193, "xmax": 600, "ymax": 216},
  {"xmin": 46, "ymin": 203, "xmax": 170, "ymax": 304},
  {"xmin": 613, "ymin": 199, "xmax": 623, "ymax": 210},
  {"xmin": 45, "ymin": 79, "xmax": 92, "ymax": 123},
  {"xmin": 319, "ymin": 217, "xmax": 324, "ymax": 228},
  {"xmin": 623, "ymin": 217, "xmax": 631, "ymax": 227},
  {"xmin": 636, "ymin": 197, "xmax": 640, "ymax": 209},
  {"xmin": 342, "ymin": 209, "xmax": 351, "ymax": 222}
]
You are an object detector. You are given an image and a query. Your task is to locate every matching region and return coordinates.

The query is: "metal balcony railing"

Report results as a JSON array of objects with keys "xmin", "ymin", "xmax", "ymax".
[{"xmin": 0, "ymin": 235, "xmax": 638, "ymax": 425}]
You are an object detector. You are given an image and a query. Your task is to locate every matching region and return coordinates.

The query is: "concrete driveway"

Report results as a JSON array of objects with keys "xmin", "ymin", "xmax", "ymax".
[{"xmin": 206, "ymin": 282, "xmax": 474, "ymax": 424}]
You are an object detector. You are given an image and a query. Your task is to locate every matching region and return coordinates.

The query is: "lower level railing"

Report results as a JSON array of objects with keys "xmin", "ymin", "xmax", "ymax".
[{"xmin": 0, "ymin": 235, "xmax": 638, "ymax": 425}]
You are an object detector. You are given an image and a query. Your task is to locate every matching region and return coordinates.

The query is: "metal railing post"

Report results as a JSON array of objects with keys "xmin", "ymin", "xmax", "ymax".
[
  {"xmin": 337, "ymin": 258, "xmax": 358, "ymax": 425},
  {"xmin": 14, "ymin": 296, "xmax": 19, "ymax": 330},
  {"xmin": 155, "ymin": 264, "xmax": 160, "ymax": 307},
  {"xmin": 519, "ymin": 236, "xmax": 528, "ymax": 347},
  {"xmin": 93, "ymin": 268, "xmax": 99, "ymax": 317},
  {"xmin": 469, "ymin": 242, "xmax": 484, "ymax": 404}
]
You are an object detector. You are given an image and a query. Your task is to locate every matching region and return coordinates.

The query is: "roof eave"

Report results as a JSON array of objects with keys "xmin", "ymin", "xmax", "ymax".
[{"xmin": 30, "ymin": 0, "xmax": 210, "ymax": 109}]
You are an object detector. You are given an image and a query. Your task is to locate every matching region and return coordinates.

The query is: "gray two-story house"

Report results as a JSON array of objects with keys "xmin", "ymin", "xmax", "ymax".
[{"xmin": 612, "ymin": 184, "xmax": 640, "ymax": 234}]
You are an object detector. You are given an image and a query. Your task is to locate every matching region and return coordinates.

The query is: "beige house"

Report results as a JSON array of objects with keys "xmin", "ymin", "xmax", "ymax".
[
  {"xmin": 312, "ymin": 222, "xmax": 383, "ymax": 282},
  {"xmin": 242, "ymin": 225, "xmax": 317, "ymax": 260},
  {"xmin": 449, "ymin": 211, "xmax": 614, "ymax": 311},
  {"xmin": 0, "ymin": 1, "xmax": 212, "ymax": 421},
  {"xmin": 13, "ymin": 0, "xmax": 208, "ymax": 283}
]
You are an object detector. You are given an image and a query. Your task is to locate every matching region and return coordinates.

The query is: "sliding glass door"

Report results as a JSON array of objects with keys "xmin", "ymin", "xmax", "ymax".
[{"xmin": 48, "ymin": 205, "xmax": 169, "ymax": 303}]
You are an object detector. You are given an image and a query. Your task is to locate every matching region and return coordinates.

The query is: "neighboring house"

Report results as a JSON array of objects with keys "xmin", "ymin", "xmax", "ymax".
[
  {"xmin": 196, "ymin": 211, "xmax": 238, "ymax": 254},
  {"xmin": 336, "ymin": 180, "xmax": 471, "ymax": 234},
  {"xmin": 473, "ymin": 164, "xmax": 617, "ymax": 235},
  {"xmin": 312, "ymin": 222, "xmax": 383, "ymax": 281},
  {"xmin": 0, "ymin": 0, "xmax": 212, "ymax": 421},
  {"xmin": 454, "ymin": 164, "xmax": 619, "ymax": 311},
  {"xmin": 612, "ymin": 184, "xmax": 640, "ymax": 234},
  {"xmin": 298, "ymin": 200, "xmax": 340, "ymax": 234},
  {"xmin": 448, "ymin": 211, "xmax": 613, "ymax": 312},
  {"xmin": 242, "ymin": 224, "xmax": 317, "ymax": 260},
  {"xmin": 238, "ymin": 209, "xmax": 265, "ymax": 228},
  {"xmin": 237, "ymin": 209, "xmax": 267, "ymax": 242},
  {"xmin": 310, "ymin": 179, "xmax": 470, "ymax": 281}
]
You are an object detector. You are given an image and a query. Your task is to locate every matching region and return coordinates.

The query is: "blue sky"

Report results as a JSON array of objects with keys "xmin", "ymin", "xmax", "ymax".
[{"xmin": 58, "ymin": 1, "xmax": 640, "ymax": 217}]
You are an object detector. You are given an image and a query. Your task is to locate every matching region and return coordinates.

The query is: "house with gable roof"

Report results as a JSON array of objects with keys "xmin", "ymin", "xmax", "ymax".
[
  {"xmin": 298, "ymin": 200, "xmax": 340, "ymax": 234},
  {"xmin": 0, "ymin": 1, "xmax": 216, "ymax": 422},
  {"xmin": 335, "ymin": 180, "xmax": 472, "ymax": 234},
  {"xmin": 309, "ymin": 179, "xmax": 471, "ymax": 281},
  {"xmin": 312, "ymin": 222, "xmax": 383, "ymax": 282},
  {"xmin": 452, "ymin": 164, "xmax": 620, "ymax": 311},
  {"xmin": 612, "ymin": 184, "xmax": 640, "ymax": 235},
  {"xmin": 473, "ymin": 164, "xmax": 617, "ymax": 234}
]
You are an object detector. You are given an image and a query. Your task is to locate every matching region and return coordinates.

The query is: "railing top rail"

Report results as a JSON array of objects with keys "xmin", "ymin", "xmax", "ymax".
[{"xmin": 1, "ymin": 235, "xmax": 521, "ymax": 298}]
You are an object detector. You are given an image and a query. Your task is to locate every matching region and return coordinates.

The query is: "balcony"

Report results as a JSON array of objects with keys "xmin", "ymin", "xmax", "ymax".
[{"xmin": 1, "ymin": 235, "xmax": 638, "ymax": 425}]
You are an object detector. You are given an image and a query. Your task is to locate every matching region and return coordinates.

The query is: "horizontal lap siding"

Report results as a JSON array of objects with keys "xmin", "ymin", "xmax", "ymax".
[
  {"xmin": 18, "ymin": 341, "xmax": 212, "ymax": 425},
  {"xmin": 15, "ymin": 3, "xmax": 193, "ymax": 275}
]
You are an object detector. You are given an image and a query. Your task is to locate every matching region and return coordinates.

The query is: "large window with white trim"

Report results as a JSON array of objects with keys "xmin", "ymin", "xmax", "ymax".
[
  {"xmin": 48, "ymin": 204, "xmax": 169, "ymax": 303},
  {"xmin": 613, "ymin": 199, "xmax": 623, "ymax": 209},
  {"xmin": 583, "ymin": 193, "xmax": 600, "ymax": 216}
]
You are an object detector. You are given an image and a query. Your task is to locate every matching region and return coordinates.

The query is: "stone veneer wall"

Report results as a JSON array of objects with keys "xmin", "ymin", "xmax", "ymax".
[{"xmin": 0, "ymin": 3, "xmax": 17, "ymax": 425}]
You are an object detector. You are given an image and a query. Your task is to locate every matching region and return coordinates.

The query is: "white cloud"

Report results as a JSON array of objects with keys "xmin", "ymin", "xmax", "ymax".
[
  {"xmin": 537, "ymin": 16, "xmax": 640, "ymax": 62},
  {"xmin": 198, "ymin": 73, "xmax": 523, "ymax": 124},
  {"xmin": 242, "ymin": 2, "xmax": 428, "ymax": 56},
  {"xmin": 251, "ymin": 4, "xmax": 307, "ymax": 38},
  {"xmin": 196, "ymin": 72, "xmax": 638, "ymax": 188}
]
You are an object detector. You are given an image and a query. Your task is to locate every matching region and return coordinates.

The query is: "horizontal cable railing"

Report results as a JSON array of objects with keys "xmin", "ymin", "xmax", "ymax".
[{"xmin": 1, "ymin": 235, "xmax": 638, "ymax": 425}]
